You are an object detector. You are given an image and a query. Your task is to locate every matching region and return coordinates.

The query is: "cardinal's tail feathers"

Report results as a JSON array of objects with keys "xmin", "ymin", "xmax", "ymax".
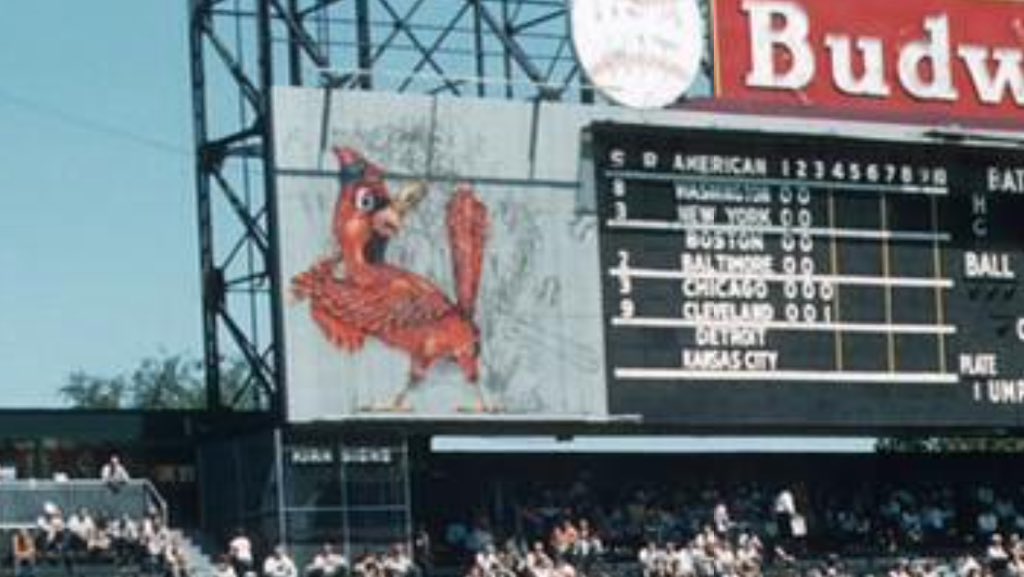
[{"xmin": 447, "ymin": 184, "xmax": 489, "ymax": 319}]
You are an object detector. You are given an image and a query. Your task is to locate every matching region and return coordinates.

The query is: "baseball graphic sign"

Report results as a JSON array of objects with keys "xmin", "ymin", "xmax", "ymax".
[{"xmin": 571, "ymin": 0, "xmax": 705, "ymax": 109}]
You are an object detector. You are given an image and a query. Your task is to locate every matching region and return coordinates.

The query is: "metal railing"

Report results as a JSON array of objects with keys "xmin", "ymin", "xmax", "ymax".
[{"xmin": 0, "ymin": 479, "xmax": 166, "ymax": 529}]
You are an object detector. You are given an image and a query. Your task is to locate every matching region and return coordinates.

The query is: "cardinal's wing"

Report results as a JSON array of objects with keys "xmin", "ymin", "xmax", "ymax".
[{"xmin": 333, "ymin": 268, "xmax": 454, "ymax": 334}]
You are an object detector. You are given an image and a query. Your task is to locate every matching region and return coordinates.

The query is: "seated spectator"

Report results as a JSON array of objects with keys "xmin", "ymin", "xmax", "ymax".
[
  {"xmin": 551, "ymin": 519, "xmax": 578, "ymax": 560},
  {"xmin": 354, "ymin": 552, "xmax": 384, "ymax": 577},
  {"xmin": 165, "ymin": 536, "xmax": 191, "ymax": 577},
  {"xmin": 713, "ymin": 502, "xmax": 732, "ymax": 538},
  {"xmin": 476, "ymin": 544, "xmax": 501, "ymax": 577},
  {"xmin": 37, "ymin": 502, "xmax": 67, "ymax": 557},
  {"xmin": 527, "ymin": 541, "xmax": 554, "ymax": 577},
  {"xmin": 215, "ymin": 554, "xmax": 239, "ymax": 577},
  {"xmin": 264, "ymin": 544, "xmax": 298, "ymax": 577},
  {"xmin": 86, "ymin": 514, "xmax": 112, "ymax": 559},
  {"xmin": 552, "ymin": 557, "xmax": 577, "ymax": 577},
  {"xmin": 571, "ymin": 519, "xmax": 602, "ymax": 576},
  {"xmin": 110, "ymin": 514, "xmax": 140, "ymax": 567},
  {"xmin": 385, "ymin": 545, "xmax": 415, "ymax": 577},
  {"xmin": 66, "ymin": 508, "xmax": 94, "ymax": 554},
  {"xmin": 639, "ymin": 541, "xmax": 663, "ymax": 577},
  {"xmin": 12, "ymin": 528, "xmax": 37, "ymax": 577},
  {"xmin": 306, "ymin": 543, "xmax": 348, "ymax": 577},
  {"xmin": 988, "ymin": 534, "xmax": 1011, "ymax": 576}
]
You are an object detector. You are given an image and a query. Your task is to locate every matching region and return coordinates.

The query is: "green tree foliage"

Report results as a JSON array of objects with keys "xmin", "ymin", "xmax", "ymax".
[
  {"xmin": 59, "ymin": 354, "xmax": 259, "ymax": 410},
  {"xmin": 128, "ymin": 355, "xmax": 205, "ymax": 409},
  {"xmin": 59, "ymin": 372, "xmax": 129, "ymax": 409}
]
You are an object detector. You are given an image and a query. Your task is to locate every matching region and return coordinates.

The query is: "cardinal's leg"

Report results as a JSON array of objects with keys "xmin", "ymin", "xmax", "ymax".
[
  {"xmin": 455, "ymin": 353, "xmax": 500, "ymax": 413},
  {"xmin": 390, "ymin": 357, "xmax": 430, "ymax": 411}
]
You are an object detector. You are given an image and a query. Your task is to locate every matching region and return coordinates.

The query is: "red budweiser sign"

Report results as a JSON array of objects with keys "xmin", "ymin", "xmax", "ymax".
[{"xmin": 713, "ymin": 0, "xmax": 1024, "ymax": 125}]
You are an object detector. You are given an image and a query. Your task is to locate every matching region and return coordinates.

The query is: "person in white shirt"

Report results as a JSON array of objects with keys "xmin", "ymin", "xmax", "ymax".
[
  {"xmin": 145, "ymin": 520, "xmax": 170, "ymax": 575},
  {"xmin": 264, "ymin": 544, "xmax": 298, "ymax": 577},
  {"xmin": 773, "ymin": 488, "xmax": 798, "ymax": 543},
  {"xmin": 713, "ymin": 503, "xmax": 732, "ymax": 538},
  {"xmin": 214, "ymin": 554, "xmax": 239, "ymax": 577},
  {"xmin": 228, "ymin": 528, "xmax": 255, "ymax": 576},
  {"xmin": 476, "ymin": 544, "xmax": 500, "ymax": 576},
  {"xmin": 305, "ymin": 542, "xmax": 348, "ymax": 577},
  {"xmin": 526, "ymin": 541, "xmax": 554, "ymax": 577},
  {"xmin": 165, "ymin": 536, "xmax": 191, "ymax": 577},
  {"xmin": 100, "ymin": 455, "xmax": 130, "ymax": 492},
  {"xmin": 384, "ymin": 543, "xmax": 414, "ymax": 577}
]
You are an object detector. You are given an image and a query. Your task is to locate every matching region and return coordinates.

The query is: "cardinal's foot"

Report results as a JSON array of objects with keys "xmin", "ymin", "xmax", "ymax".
[
  {"xmin": 358, "ymin": 399, "xmax": 414, "ymax": 413},
  {"xmin": 456, "ymin": 402, "xmax": 505, "ymax": 414}
]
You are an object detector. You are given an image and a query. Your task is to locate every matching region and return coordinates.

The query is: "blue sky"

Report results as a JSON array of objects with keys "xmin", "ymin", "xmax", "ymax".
[{"xmin": 0, "ymin": 3, "xmax": 198, "ymax": 407}]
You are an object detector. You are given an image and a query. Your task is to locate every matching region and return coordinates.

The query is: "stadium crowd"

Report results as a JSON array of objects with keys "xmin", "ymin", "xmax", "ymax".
[
  {"xmin": 439, "ymin": 475, "xmax": 1024, "ymax": 577},
  {"xmin": 14, "ymin": 458, "xmax": 1024, "ymax": 577},
  {"xmin": 210, "ymin": 532, "xmax": 418, "ymax": 577},
  {"xmin": 11, "ymin": 501, "xmax": 189, "ymax": 577}
]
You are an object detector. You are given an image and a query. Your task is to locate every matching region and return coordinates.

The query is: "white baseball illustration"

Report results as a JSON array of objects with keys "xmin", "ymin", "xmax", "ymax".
[{"xmin": 571, "ymin": 0, "xmax": 705, "ymax": 109}]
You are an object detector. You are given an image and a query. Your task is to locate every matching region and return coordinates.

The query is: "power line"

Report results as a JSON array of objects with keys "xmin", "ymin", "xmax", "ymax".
[{"xmin": 0, "ymin": 87, "xmax": 190, "ymax": 157}]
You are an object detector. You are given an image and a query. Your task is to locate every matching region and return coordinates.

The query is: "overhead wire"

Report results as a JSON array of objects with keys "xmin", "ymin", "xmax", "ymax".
[{"xmin": 0, "ymin": 86, "xmax": 190, "ymax": 157}]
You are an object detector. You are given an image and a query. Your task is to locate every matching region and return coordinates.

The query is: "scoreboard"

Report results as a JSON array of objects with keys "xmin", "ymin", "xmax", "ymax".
[{"xmin": 592, "ymin": 123, "xmax": 1024, "ymax": 429}]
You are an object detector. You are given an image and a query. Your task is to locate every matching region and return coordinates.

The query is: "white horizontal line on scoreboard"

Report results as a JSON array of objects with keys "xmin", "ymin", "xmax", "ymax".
[
  {"xmin": 614, "ymin": 368, "xmax": 959, "ymax": 384},
  {"xmin": 609, "ymin": 267, "xmax": 954, "ymax": 289},
  {"xmin": 606, "ymin": 219, "xmax": 951, "ymax": 243},
  {"xmin": 611, "ymin": 316, "xmax": 956, "ymax": 335},
  {"xmin": 604, "ymin": 170, "xmax": 950, "ymax": 196}
]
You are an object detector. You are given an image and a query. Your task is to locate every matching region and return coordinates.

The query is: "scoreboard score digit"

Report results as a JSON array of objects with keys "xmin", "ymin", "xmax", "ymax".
[{"xmin": 592, "ymin": 123, "xmax": 1024, "ymax": 429}]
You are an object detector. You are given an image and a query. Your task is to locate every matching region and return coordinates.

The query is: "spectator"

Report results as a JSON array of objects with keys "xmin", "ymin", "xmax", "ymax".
[
  {"xmin": 100, "ymin": 454, "xmax": 130, "ymax": 492},
  {"xmin": 264, "ymin": 544, "xmax": 299, "ymax": 577},
  {"xmin": 306, "ymin": 543, "xmax": 348, "ymax": 577},
  {"xmin": 526, "ymin": 541, "xmax": 554, "ymax": 577},
  {"xmin": 571, "ymin": 519, "xmax": 602, "ymax": 576},
  {"xmin": 383, "ymin": 543, "xmax": 415, "ymax": 577},
  {"xmin": 66, "ymin": 508, "xmax": 93, "ymax": 554},
  {"xmin": 228, "ymin": 528, "xmax": 255, "ymax": 577},
  {"xmin": 215, "ymin": 554, "xmax": 239, "ymax": 577},
  {"xmin": 12, "ymin": 528, "xmax": 36, "ymax": 577},
  {"xmin": 110, "ymin": 514, "xmax": 140, "ymax": 567},
  {"xmin": 354, "ymin": 552, "xmax": 384, "ymax": 577},
  {"xmin": 165, "ymin": 536, "xmax": 191, "ymax": 577},
  {"xmin": 988, "ymin": 534, "xmax": 1011, "ymax": 577},
  {"xmin": 773, "ymin": 488, "xmax": 798, "ymax": 544},
  {"xmin": 476, "ymin": 544, "xmax": 501, "ymax": 576},
  {"xmin": 143, "ymin": 515, "xmax": 170, "ymax": 576},
  {"xmin": 413, "ymin": 525, "xmax": 433, "ymax": 574}
]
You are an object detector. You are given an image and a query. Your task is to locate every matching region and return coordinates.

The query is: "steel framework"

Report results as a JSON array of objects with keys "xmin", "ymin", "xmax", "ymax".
[{"xmin": 188, "ymin": 0, "xmax": 593, "ymax": 413}]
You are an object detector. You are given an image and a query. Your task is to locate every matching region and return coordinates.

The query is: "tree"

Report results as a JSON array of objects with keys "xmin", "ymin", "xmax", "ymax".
[
  {"xmin": 61, "ymin": 353, "xmax": 203, "ymax": 410},
  {"xmin": 59, "ymin": 372, "xmax": 129, "ymax": 409},
  {"xmin": 127, "ymin": 354, "xmax": 205, "ymax": 409},
  {"xmin": 60, "ymin": 354, "xmax": 264, "ymax": 410}
]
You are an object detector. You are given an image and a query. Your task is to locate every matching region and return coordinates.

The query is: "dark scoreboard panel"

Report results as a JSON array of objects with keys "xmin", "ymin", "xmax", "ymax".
[{"xmin": 592, "ymin": 123, "xmax": 1024, "ymax": 429}]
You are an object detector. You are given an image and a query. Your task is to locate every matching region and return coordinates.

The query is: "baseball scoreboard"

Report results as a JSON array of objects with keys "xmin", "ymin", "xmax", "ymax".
[{"xmin": 593, "ymin": 123, "xmax": 1024, "ymax": 428}]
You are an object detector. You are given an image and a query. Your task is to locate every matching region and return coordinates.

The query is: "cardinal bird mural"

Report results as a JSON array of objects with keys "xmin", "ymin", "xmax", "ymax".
[{"xmin": 290, "ymin": 147, "xmax": 491, "ymax": 411}]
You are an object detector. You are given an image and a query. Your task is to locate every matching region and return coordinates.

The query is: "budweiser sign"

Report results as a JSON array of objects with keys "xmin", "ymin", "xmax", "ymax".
[
  {"xmin": 713, "ymin": 0, "xmax": 1024, "ymax": 124},
  {"xmin": 712, "ymin": 0, "xmax": 1024, "ymax": 123}
]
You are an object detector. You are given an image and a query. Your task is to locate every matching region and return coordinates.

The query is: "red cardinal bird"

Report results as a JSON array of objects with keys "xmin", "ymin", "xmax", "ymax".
[{"xmin": 291, "ymin": 147, "xmax": 490, "ymax": 411}]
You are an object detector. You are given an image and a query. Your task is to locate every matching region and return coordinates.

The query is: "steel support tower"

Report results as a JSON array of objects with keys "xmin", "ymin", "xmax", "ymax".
[{"xmin": 188, "ymin": 0, "xmax": 591, "ymax": 412}]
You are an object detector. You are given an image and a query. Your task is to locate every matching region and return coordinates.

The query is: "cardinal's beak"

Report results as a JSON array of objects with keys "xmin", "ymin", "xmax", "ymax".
[
  {"xmin": 373, "ymin": 181, "xmax": 427, "ymax": 237},
  {"xmin": 392, "ymin": 181, "xmax": 428, "ymax": 217}
]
